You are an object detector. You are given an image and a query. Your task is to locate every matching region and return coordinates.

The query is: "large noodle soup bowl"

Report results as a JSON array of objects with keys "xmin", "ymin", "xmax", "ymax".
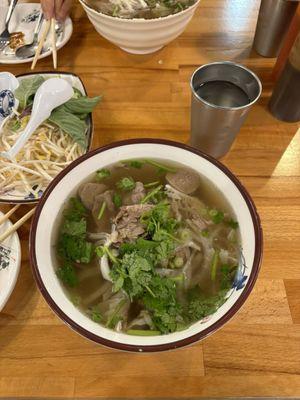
[
  {"xmin": 79, "ymin": 0, "xmax": 201, "ymax": 54},
  {"xmin": 30, "ymin": 139, "xmax": 262, "ymax": 352}
]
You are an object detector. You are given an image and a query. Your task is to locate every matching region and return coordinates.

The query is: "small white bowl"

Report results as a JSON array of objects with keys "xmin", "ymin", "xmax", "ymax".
[
  {"xmin": 79, "ymin": 0, "xmax": 201, "ymax": 54},
  {"xmin": 30, "ymin": 139, "xmax": 263, "ymax": 352},
  {"xmin": 0, "ymin": 211, "xmax": 21, "ymax": 311}
]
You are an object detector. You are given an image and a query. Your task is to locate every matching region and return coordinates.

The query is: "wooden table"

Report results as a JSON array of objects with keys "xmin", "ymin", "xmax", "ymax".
[{"xmin": 1, "ymin": 0, "xmax": 300, "ymax": 397}]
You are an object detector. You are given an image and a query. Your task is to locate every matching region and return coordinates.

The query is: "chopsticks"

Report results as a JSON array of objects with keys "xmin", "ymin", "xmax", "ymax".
[
  {"xmin": 31, "ymin": 17, "xmax": 57, "ymax": 70},
  {"xmin": 50, "ymin": 18, "xmax": 57, "ymax": 69},
  {"xmin": 0, "ymin": 207, "xmax": 35, "ymax": 244}
]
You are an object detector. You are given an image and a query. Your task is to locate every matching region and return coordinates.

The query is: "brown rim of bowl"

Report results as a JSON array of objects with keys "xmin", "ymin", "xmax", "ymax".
[
  {"xmin": 0, "ymin": 71, "xmax": 94, "ymax": 205},
  {"xmin": 29, "ymin": 138, "xmax": 263, "ymax": 352}
]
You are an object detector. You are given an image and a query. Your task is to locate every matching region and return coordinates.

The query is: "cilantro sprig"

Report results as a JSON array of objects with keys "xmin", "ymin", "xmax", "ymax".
[{"xmin": 56, "ymin": 198, "xmax": 94, "ymax": 287}]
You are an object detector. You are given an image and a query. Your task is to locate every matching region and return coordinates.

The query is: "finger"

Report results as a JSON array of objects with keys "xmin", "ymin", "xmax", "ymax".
[
  {"xmin": 56, "ymin": 0, "xmax": 73, "ymax": 21},
  {"xmin": 54, "ymin": 0, "xmax": 64, "ymax": 13},
  {"xmin": 41, "ymin": 0, "xmax": 55, "ymax": 20}
]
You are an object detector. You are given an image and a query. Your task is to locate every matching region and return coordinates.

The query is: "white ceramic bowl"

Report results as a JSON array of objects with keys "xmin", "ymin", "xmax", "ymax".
[
  {"xmin": 30, "ymin": 139, "xmax": 262, "ymax": 352},
  {"xmin": 79, "ymin": 0, "xmax": 201, "ymax": 54}
]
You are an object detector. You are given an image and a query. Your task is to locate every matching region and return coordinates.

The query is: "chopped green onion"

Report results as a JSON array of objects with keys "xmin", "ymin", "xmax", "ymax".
[
  {"xmin": 89, "ymin": 306, "xmax": 103, "ymax": 323},
  {"xmin": 170, "ymin": 274, "xmax": 185, "ymax": 282},
  {"xmin": 95, "ymin": 245, "xmax": 118, "ymax": 264},
  {"xmin": 140, "ymin": 185, "xmax": 163, "ymax": 204},
  {"xmin": 97, "ymin": 201, "xmax": 106, "ymax": 220},
  {"xmin": 95, "ymin": 246, "xmax": 105, "ymax": 258},
  {"xmin": 209, "ymin": 209, "xmax": 224, "ymax": 224},
  {"xmin": 106, "ymin": 299, "xmax": 126, "ymax": 329},
  {"xmin": 113, "ymin": 193, "xmax": 122, "ymax": 208},
  {"xmin": 201, "ymin": 229, "xmax": 209, "ymax": 237},
  {"xmin": 123, "ymin": 160, "xmax": 144, "ymax": 169},
  {"xmin": 180, "ymin": 229, "xmax": 191, "ymax": 241},
  {"xmin": 126, "ymin": 329, "xmax": 161, "ymax": 336},
  {"xmin": 227, "ymin": 219, "xmax": 239, "ymax": 229},
  {"xmin": 96, "ymin": 168, "xmax": 110, "ymax": 180},
  {"xmin": 145, "ymin": 285, "xmax": 156, "ymax": 298},
  {"xmin": 173, "ymin": 256, "xmax": 184, "ymax": 268},
  {"xmin": 144, "ymin": 159, "xmax": 177, "ymax": 173},
  {"xmin": 211, "ymin": 249, "xmax": 220, "ymax": 281},
  {"xmin": 144, "ymin": 181, "xmax": 160, "ymax": 188},
  {"xmin": 105, "ymin": 246, "xmax": 118, "ymax": 264},
  {"xmin": 116, "ymin": 177, "xmax": 136, "ymax": 191}
]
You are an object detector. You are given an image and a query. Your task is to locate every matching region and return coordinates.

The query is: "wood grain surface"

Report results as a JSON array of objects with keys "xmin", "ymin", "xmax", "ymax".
[{"xmin": 1, "ymin": 0, "xmax": 300, "ymax": 398}]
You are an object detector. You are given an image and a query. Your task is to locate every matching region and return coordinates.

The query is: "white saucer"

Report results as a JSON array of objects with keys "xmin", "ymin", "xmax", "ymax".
[
  {"xmin": 0, "ymin": 211, "xmax": 21, "ymax": 311},
  {"xmin": 0, "ymin": 3, "xmax": 73, "ymax": 64}
]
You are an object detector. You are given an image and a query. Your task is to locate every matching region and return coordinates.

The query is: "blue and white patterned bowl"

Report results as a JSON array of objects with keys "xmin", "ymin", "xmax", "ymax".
[{"xmin": 0, "ymin": 211, "xmax": 21, "ymax": 311}]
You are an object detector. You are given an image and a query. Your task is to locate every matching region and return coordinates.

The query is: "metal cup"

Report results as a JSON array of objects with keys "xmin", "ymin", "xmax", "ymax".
[
  {"xmin": 190, "ymin": 62, "xmax": 262, "ymax": 159},
  {"xmin": 253, "ymin": 0, "xmax": 299, "ymax": 58}
]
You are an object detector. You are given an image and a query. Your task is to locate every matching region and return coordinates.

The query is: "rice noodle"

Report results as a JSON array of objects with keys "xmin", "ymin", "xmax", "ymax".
[
  {"xmin": 82, "ymin": 281, "xmax": 112, "ymax": 306},
  {"xmin": 0, "ymin": 113, "xmax": 84, "ymax": 197}
]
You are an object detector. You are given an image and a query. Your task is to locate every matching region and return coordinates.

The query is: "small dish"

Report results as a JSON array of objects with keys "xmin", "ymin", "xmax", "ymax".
[
  {"xmin": 0, "ymin": 71, "xmax": 94, "ymax": 204},
  {"xmin": 0, "ymin": 3, "xmax": 73, "ymax": 64},
  {"xmin": 0, "ymin": 211, "xmax": 21, "ymax": 311}
]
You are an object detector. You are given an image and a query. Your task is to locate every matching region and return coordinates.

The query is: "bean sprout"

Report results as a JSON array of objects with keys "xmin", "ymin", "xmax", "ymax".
[{"xmin": 0, "ymin": 113, "xmax": 84, "ymax": 197}]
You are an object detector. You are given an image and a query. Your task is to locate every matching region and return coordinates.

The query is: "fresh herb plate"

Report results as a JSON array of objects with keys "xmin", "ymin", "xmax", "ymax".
[
  {"xmin": 0, "ymin": 72, "xmax": 94, "ymax": 204},
  {"xmin": 0, "ymin": 211, "xmax": 21, "ymax": 311}
]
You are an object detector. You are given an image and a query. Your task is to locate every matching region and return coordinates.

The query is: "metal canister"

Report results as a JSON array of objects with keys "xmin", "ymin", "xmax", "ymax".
[
  {"xmin": 269, "ymin": 32, "xmax": 300, "ymax": 122},
  {"xmin": 253, "ymin": 0, "xmax": 299, "ymax": 57}
]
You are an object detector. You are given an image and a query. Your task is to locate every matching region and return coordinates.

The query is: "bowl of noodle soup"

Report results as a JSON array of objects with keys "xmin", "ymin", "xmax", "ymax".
[
  {"xmin": 0, "ymin": 72, "xmax": 95, "ymax": 204},
  {"xmin": 79, "ymin": 0, "xmax": 201, "ymax": 54},
  {"xmin": 30, "ymin": 139, "xmax": 262, "ymax": 352}
]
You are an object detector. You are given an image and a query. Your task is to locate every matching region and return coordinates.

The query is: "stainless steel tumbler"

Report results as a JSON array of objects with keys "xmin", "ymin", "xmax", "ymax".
[
  {"xmin": 253, "ymin": 0, "xmax": 299, "ymax": 57},
  {"xmin": 190, "ymin": 62, "xmax": 262, "ymax": 159}
]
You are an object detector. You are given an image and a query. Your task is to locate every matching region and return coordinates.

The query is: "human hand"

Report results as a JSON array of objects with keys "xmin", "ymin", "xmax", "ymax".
[{"xmin": 41, "ymin": 0, "xmax": 73, "ymax": 21}]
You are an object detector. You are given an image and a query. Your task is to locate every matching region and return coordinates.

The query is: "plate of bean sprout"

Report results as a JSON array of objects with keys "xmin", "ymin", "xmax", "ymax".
[{"xmin": 0, "ymin": 72, "xmax": 101, "ymax": 204}]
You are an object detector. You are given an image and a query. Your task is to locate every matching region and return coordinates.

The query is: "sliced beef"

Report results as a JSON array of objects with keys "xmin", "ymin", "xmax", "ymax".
[
  {"xmin": 131, "ymin": 182, "xmax": 146, "ymax": 204},
  {"xmin": 123, "ymin": 182, "xmax": 146, "ymax": 205},
  {"xmin": 92, "ymin": 190, "xmax": 115, "ymax": 230},
  {"xmin": 114, "ymin": 204, "xmax": 154, "ymax": 241},
  {"xmin": 78, "ymin": 182, "xmax": 108, "ymax": 210},
  {"xmin": 188, "ymin": 211, "xmax": 207, "ymax": 231},
  {"xmin": 166, "ymin": 168, "xmax": 200, "ymax": 195}
]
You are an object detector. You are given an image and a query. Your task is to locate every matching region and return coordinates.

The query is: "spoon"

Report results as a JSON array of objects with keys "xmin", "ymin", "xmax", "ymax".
[
  {"xmin": 0, "ymin": 78, "xmax": 74, "ymax": 160},
  {"xmin": 15, "ymin": 12, "xmax": 44, "ymax": 59}
]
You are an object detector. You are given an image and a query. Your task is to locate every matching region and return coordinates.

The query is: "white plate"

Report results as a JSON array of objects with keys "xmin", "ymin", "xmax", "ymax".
[
  {"xmin": 0, "ymin": 3, "xmax": 73, "ymax": 64},
  {"xmin": 0, "ymin": 211, "xmax": 21, "ymax": 311},
  {"xmin": 0, "ymin": 72, "xmax": 94, "ymax": 204}
]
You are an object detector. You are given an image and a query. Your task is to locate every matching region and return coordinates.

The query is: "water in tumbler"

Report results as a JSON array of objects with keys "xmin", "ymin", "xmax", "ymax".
[{"xmin": 196, "ymin": 81, "xmax": 251, "ymax": 108}]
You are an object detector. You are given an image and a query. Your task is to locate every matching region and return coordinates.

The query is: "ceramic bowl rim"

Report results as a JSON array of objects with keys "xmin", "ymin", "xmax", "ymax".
[{"xmin": 29, "ymin": 138, "xmax": 263, "ymax": 352}]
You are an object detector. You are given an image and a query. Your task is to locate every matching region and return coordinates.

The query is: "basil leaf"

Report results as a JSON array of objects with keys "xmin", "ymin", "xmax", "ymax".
[
  {"xmin": 60, "ymin": 96, "xmax": 101, "ymax": 116},
  {"xmin": 48, "ymin": 108, "xmax": 87, "ymax": 149},
  {"xmin": 14, "ymin": 76, "xmax": 45, "ymax": 109}
]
